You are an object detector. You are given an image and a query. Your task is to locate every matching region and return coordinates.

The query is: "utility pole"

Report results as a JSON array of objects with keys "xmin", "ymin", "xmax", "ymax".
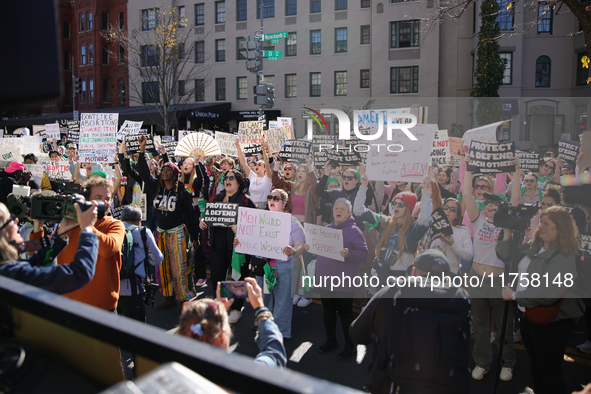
[
  {"xmin": 72, "ymin": 57, "xmax": 76, "ymax": 121},
  {"xmin": 258, "ymin": 0, "xmax": 264, "ymax": 119}
]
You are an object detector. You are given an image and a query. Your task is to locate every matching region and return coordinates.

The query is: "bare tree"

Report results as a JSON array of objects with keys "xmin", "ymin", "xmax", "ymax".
[{"xmin": 102, "ymin": 6, "xmax": 211, "ymax": 135}]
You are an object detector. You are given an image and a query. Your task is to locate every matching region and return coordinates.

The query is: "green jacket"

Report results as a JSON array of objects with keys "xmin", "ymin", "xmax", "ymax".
[{"xmin": 496, "ymin": 238, "xmax": 585, "ymax": 320}]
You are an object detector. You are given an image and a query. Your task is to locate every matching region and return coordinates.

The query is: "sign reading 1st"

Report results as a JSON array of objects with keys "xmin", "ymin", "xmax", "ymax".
[{"xmin": 264, "ymin": 31, "xmax": 288, "ymax": 44}]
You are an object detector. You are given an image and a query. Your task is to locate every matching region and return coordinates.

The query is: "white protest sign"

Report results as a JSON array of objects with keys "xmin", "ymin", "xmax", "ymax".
[
  {"xmin": 45, "ymin": 123, "xmax": 60, "ymax": 141},
  {"xmin": 268, "ymin": 121, "xmax": 281, "ymax": 130},
  {"xmin": 431, "ymin": 129, "xmax": 451, "ymax": 166},
  {"xmin": 139, "ymin": 193, "xmax": 147, "ymax": 221},
  {"xmin": 353, "ymin": 108, "xmax": 412, "ymax": 137},
  {"xmin": 24, "ymin": 164, "xmax": 44, "ymax": 187},
  {"xmin": 117, "ymin": 120, "xmax": 143, "ymax": 140},
  {"xmin": 265, "ymin": 125, "xmax": 293, "ymax": 153},
  {"xmin": 215, "ymin": 131, "xmax": 238, "ymax": 156},
  {"xmin": 0, "ymin": 145, "xmax": 23, "ymax": 162},
  {"xmin": 235, "ymin": 207, "xmax": 291, "ymax": 260},
  {"xmin": 304, "ymin": 223, "xmax": 344, "ymax": 262},
  {"xmin": 79, "ymin": 113, "xmax": 118, "ymax": 163},
  {"xmin": 366, "ymin": 124, "xmax": 436, "ymax": 182},
  {"xmin": 237, "ymin": 121, "xmax": 264, "ymax": 144},
  {"xmin": 42, "ymin": 161, "xmax": 72, "ymax": 181},
  {"xmin": 462, "ymin": 120, "xmax": 508, "ymax": 149},
  {"xmin": 277, "ymin": 117, "xmax": 292, "ymax": 127}
]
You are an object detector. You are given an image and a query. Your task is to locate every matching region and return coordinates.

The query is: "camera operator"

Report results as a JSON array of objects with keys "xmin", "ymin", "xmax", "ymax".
[
  {"xmin": 0, "ymin": 162, "xmax": 32, "ymax": 204},
  {"xmin": 498, "ymin": 206, "xmax": 584, "ymax": 394},
  {"xmin": 30, "ymin": 177, "xmax": 126, "ymax": 311},
  {"xmin": 0, "ymin": 201, "xmax": 99, "ymax": 294}
]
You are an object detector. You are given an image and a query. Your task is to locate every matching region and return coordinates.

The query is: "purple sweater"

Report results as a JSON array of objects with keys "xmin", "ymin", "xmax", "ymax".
[{"xmin": 314, "ymin": 216, "xmax": 369, "ymax": 292}]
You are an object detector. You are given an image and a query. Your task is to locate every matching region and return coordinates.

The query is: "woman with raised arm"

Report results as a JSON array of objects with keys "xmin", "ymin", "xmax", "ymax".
[{"xmin": 235, "ymin": 139, "xmax": 273, "ymax": 209}]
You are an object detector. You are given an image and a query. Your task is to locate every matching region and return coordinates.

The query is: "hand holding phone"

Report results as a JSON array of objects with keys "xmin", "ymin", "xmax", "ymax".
[{"xmin": 220, "ymin": 281, "xmax": 248, "ymax": 299}]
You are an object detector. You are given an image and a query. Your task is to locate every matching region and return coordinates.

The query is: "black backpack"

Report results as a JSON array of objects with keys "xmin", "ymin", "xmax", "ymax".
[
  {"xmin": 373, "ymin": 283, "xmax": 471, "ymax": 394},
  {"xmin": 120, "ymin": 225, "xmax": 150, "ymax": 301}
]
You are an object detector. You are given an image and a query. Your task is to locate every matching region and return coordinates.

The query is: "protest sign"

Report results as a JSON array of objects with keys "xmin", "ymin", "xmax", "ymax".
[
  {"xmin": 0, "ymin": 145, "xmax": 23, "ymax": 163},
  {"xmin": 280, "ymin": 140, "xmax": 311, "ymax": 164},
  {"xmin": 449, "ymin": 137, "xmax": 463, "ymax": 157},
  {"xmin": 365, "ymin": 124, "xmax": 436, "ymax": 182},
  {"xmin": 580, "ymin": 231, "xmax": 591, "ymax": 258},
  {"xmin": 462, "ymin": 121, "xmax": 506, "ymax": 149},
  {"xmin": 33, "ymin": 125, "xmax": 45, "ymax": 137},
  {"xmin": 277, "ymin": 117, "xmax": 292, "ymax": 127},
  {"xmin": 67, "ymin": 121, "xmax": 80, "ymax": 143},
  {"xmin": 204, "ymin": 202, "xmax": 239, "ymax": 227},
  {"xmin": 324, "ymin": 149, "xmax": 362, "ymax": 166},
  {"xmin": 265, "ymin": 125, "xmax": 293, "ymax": 153},
  {"xmin": 243, "ymin": 144, "xmax": 262, "ymax": 157},
  {"xmin": 163, "ymin": 141, "xmax": 178, "ymax": 156},
  {"xmin": 78, "ymin": 113, "xmax": 118, "ymax": 163},
  {"xmin": 353, "ymin": 108, "xmax": 412, "ymax": 138},
  {"xmin": 235, "ymin": 207, "xmax": 291, "ymax": 260},
  {"xmin": 560, "ymin": 133, "xmax": 571, "ymax": 142},
  {"xmin": 178, "ymin": 130, "xmax": 194, "ymax": 141},
  {"xmin": 153, "ymin": 135, "xmax": 161, "ymax": 146},
  {"xmin": 515, "ymin": 151, "xmax": 540, "ymax": 172},
  {"xmin": 304, "ymin": 223, "xmax": 344, "ymax": 262},
  {"xmin": 311, "ymin": 134, "xmax": 337, "ymax": 153},
  {"xmin": 558, "ymin": 141, "xmax": 580, "ymax": 167},
  {"xmin": 24, "ymin": 164, "xmax": 44, "ymax": 187},
  {"xmin": 42, "ymin": 161, "xmax": 72, "ymax": 181},
  {"xmin": 430, "ymin": 207, "xmax": 453, "ymax": 240},
  {"xmin": 45, "ymin": 123, "xmax": 60, "ymax": 141},
  {"xmin": 216, "ymin": 131, "xmax": 238, "ymax": 157},
  {"xmin": 466, "ymin": 141, "xmax": 516, "ymax": 173},
  {"xmin": 139, "ymin": 194, "xmax": 147, "ymax": 221},
  {"xmin": 117, "ymin": 120, "xmax": 143, "ymax": 140},
  {"xmin": 126, "ymin": 134, "xmax": 155, "ymax": 153},
  {"xmin": 0, "ymin": 136, "xmax": 43, "ymax": 155},
  {"xmin": 161, "ymin": 135, "xmax": 175, "ymax": 142},
  {"xmin": 314, "ymin": 151, "xmax": 328, "ymax": 168},
  {"xmin": 268, "ymin": 121, "xmax": 281, "ymax": 129},
  {"xmin": 237, "ymin": 121, "xmax": 264, "ymax": 144},
  {"xmin": 430, "ymin": 129, "xmax": 451, "ymax": 166},
  {"xmin": 578, "ymin": 132, "xmax": 591, "ymax": 170},
  {"xmin": 112, "ymin": 205, "xmax": 124, "ymax": 220}
]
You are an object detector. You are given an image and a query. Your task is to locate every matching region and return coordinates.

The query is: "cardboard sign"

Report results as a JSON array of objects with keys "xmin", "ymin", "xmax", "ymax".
[
  {"xmin": 117, "ymin": 120, "xmax": 143, "ymax": 140},
  {"xmin": 237, "ymin": 121, "xmax": 264, "ymax": 144},
  {"xmin": 466, "ymin": 141, "xmax": 516, "ymax": 174},
  {"xmin": 0, "ymin": 145, "xmax": 23, "ymax": 162},
  {"xmin": 265, "ymin": 125, "xmax": 293, "ymax": 153},
  {"xmin": 324, "ymin": 149, "xmax": 362, "ymax": 166},
  {"xmin": 45, "ymin": 123, "xmax": 60, "ymax": 141},
  {"xmin": 204, "ymin": 202, "xmax": 239, "ymax": 227},
  {"xmin": 449, "ymin": 137, "xmax": 464, "ymax": 157},
  {"xmin": 42, "ymin": 161, "xmax": 72, "ymax": 181},
  {"xmin": 79, "ymin": 113, "xmax": 118, "ymax": 163},
  {"xmin": 280, "ymin": 140, "xmax": 311, "ymax": 164},
  {"xmin": 126, "ymin": 134, "xmax": 155, "ymax": 154},
  {"xmin": 67, "ymin": 121, "xmax": 80, "ymax": 143},
  {"xmin": 578, "ymin": 132, "xmax": 591, "ymax": 169},
  {"xmin": 235, "ymin": 207, "xmax": 291, "ymax": 260},
  {"xmin": 558, "ymin": 141, "xmax": 580, "ymax": 167},
  {"xmin": 242, "ymin": 144, "xmax": 262, "ymax": 157},
  {"xmin": 215, "ymin": 131, "xmax": 238, "ymax": 157},
  {"xmin": 0, "ymin": 136, "xmax": 43, "ymax": 154},
  {"xmin": 366, "ymin": 124, "xmax": 436, "ymax": 182},
  {"xmin": 515, "ymin": 151, "xmax": 540, "ymax": 172},
  {"xmin": 431, "ymin": 129, "xmax": 451, "ymax": 166},
  {"xmin": 304, "ymin": 223, "xmax": 344, "ymax": 262},
  {"xmin": 430, "ymin": 207, "xmax": 453, "ymax": 240}
]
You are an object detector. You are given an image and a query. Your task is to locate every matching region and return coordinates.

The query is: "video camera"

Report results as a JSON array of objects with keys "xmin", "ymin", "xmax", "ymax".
[
  {"xmin": 30, "ymin": 193, "xmax": 106, "ymax": 222},
  {"xmin": 49, "ymin": 180, "xmax": 85, "ymax": 195},
  {"xmin": 6, "ymin": 195, "xmax": 30, "ymax": 220},
  {"xmin": 483, "ymin": 192, "xmax": 538, "ymax": 232}
]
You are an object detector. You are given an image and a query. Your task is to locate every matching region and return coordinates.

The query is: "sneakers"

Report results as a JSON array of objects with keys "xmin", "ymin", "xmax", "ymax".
[
  {"xmin": 337, "ymin": 346, "xmax": 357, "ymax": 361},
  {"xmin": 577, "ymin": 340, "xmax": 591, "ymax": 355},
  {"xmin": 228, "ymin": 310, "xmax": 242, "ymax": 324},
  {"xmin": 292, "ymin": 295, "xmax": 301, "ymax": 306},
  {"xmin": 318, "ymin": 341, "xmax": 339, "ymax": 354},
  {"xmin": 297, "ymin": 298, "xmax": 313, "ymax": 308},
  {"xmin": 154, "ymin": 297, "xmax": 177, "ymax": 311},
  {"xmin": 196, "ymin": 278, "xmax": 207, "ymax": 286},
  {"xmin": 514, "ymin": 329, "xmax": 522, "ymax": 343},
  {"xmin": 500, "ymin": 367, "xmax": 513, "ymax": 381},
  {"xmin": 471, "ymin": 366, "xmax": 488, "ymax": 380}
]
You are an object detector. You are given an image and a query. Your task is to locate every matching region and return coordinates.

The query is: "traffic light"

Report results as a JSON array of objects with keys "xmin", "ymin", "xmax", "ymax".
[
  {"xmin": 266, "ymin": 84, "xmax": 275, "ymax": 108},
  {"xmin": 254, "ymin": 83, "xmax": 274, "ymax": 108},
  {"xmin": 74, "ymin": 77, "xmax": 82, "ymax": 96},
  {"xmin": 240, "ymin": 35, "xmax": 261, "ymax": 73}
]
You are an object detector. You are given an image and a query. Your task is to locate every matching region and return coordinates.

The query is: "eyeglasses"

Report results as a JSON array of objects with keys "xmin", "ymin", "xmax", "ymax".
[
  {"xmin": 543, "ymin": 163, "xmax": 555, "ymax": 170},
  {"xmin": 442, "ymin": 204, "xmax": 458, "ymax": 213},
  {"xmin": 391, "ymin": 202, "xmax": 407, "ymax": 208},
  {"xmin": 225, "ymin": 175, "xmax": 236, "ymax": 181},
  {"xmin": 343, "ymin": 175, "xmax": 357, "ymax": 181},
  {"xmin": 0, "ymin": 214, "xmax": 17, "ymax": 231},
  {"xmin": 284, "ymin": 167, "xmax": 293, "ymax": 171},
  {"xmin": 540, "ymin": 201, "xmax": 554, "ymax": 207},
  {"xmin": 474, "ymin": 184, "xmax": 491, "ymax": 190},
  {"xmin": 267, "ymin": 195, "xmax": 283, "ymax": 202},
  {"xmin": 525, "ymin": 179, "xmax": 537, "ymax": 183}
]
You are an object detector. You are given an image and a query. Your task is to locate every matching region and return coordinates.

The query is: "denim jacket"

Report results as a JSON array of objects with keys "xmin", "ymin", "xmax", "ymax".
[{"xmin": 254, "ymin": 318, "xmax": 287, "ymax": 368}]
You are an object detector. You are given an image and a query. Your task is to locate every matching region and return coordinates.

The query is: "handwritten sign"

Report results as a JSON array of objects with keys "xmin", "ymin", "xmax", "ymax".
[
  {"xmin": 45, "ymin": 123, "xmax": 60, "ymax": 141},
  {"xmin": 204, "ymin": 202, "xmax": 239, "ymax": 227},
  {"xmin": 265, "ymin": 125, "xmax": 293, "ymax": 153},
  {"xmin": 558, "ymin": 141, "xmax": 580, "ymax": 167},
  {"xmin": 0, "ymin": 145, "xmax": 23, "ymax": 163},
  {"xmin": 449, "ymin": 137, "xmax": 463, "ymax": 157},
  {"xmin": 516, "ymin": 151, "xmax": 540, "ymax": 172},
  {"xmin": 235, "ymin": 207, "xmax": 291, "ymax": 260},
  {"xmin": 117, "ymin": 120, "xmax": 143, "ymax": 140},
  {"xmin": 277, "ymin": 117, "xmax": 292, "ymax": 127},
  {"xmin": 237, "ymin": 121, "xmax": 264, "ymax": 144},
  {"xmin": 280, "ymin": 140, "xmax": 311, "ymax": 164},
  {"xmin": 304, "ymin": 223, "xmax": 344, "ymax": 261},
  {"xmin": 268, "ymin": 121, "xmax": 281, "ymax": 129},
  {"xmin": 430, "ymin": 207, "xmax": 453, "ymax": 240},
  {"xmin": 42, "ymin": 161, "xmax": 72, "ymax": 181},
  {"xmin": 67, "ymin": 121, "xmax": 80, "ymax": 143},
  {"xmin": 0, "ymin": 136, "xmax": 43, "ymax": 155},
  {"xmin": 126, "ymin": 134, "xmax": 155, "ymax": 154},
  {"xmin": 431, "ymin": 129, "xmax": 451, "ymax": 166},
  {"xmin": 216, "ymin": 131, "xmax": 238, "ymax": 156},
  {"xmin": 79, "ymin": 113, "xmax": 118, "ymax": 163},
  {"xmin": 24, "ymin": 164, "xmax": 44, "ymax": 187},
  {"xmin": 467, "ymin": 141, "xmax": 516, "ymax": 173}
]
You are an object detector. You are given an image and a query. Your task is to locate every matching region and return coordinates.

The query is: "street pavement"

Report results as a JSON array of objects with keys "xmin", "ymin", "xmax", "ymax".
[{"xmin": 146, "ymin": 282, "xmax": 591, "ymax": 394}]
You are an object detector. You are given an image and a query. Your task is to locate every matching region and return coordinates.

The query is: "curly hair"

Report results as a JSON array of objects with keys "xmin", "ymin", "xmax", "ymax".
[{"xmin": 83, "ymin": 177, "xmax": 113, "ymax": 199}]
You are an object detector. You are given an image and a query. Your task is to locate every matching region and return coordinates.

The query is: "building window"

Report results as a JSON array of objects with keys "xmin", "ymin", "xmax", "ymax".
[
  {"xmin": 237, "ymin": 37, "xmax": 246, "ymax": 60},
  {"xmin": 177, "ymin": 43, "xmax": 185, "ymax": 59},
  {"xmin": 537, "ymin": 2, "xmax": 552, "ymax": 34},
  {"xmin": 118, "ymin": 79, "xmax": 126, "ymax": 106},
  {"xmin": 195, "ymin": 79, "xmax": 205, "ymax": 101},
  {"xmin": 390, "ymin": 66, "xmax": 419, "ymax": 93},
  {"xmin": 335, "ymin": 27, "xmax": 347, "ymax": 53},
  {"xmin": 89, "ymin": 79, "xmax": 94, "ymax": 102},
  {"xmin": 310, "ymin": 30, "xmax": 321, "ymax": 54},
  {"xmin": 262, "ymin": 74, "xmax": 275, "ymax": 86},
  {"xmin": 178, "ymin": 80, "xmax": 186, "ymax": 96},
  {"xmin": 286, "ymin": 32, "xmax": 297, "ymax": 56},
  {"xmin": 119, "ymin": 45, "xmax": 125, "ymax": 64},
  {"xmin": 80, "ymin": 13, "xmax": 85, "ymax": 32},
  {"xmin": 102, "ymin": 44, "xmax": 109, "ymax": 65},
  {"xmin": 80, "ymin": 45, "xmax": 86, "ymax": 65},
  {"xmin": 216, "ymin": 1, "xmax": 226, "ymax": 24},
  {"xmin": 390, "ymin": 20, "xmax": 419, "ymax": 48},
  {"xmin": 496, "ymin": 0, "xmax": 514, "ymax": 30},
  {"xmin": 195, "ymin": 4, "xmax": 205, "ymax": 25},
  {"xmin": 535, "ymin": 55, "xmax": 551, "ymax": 87},
  {"xmin": 64, "ymin": 21, "xmax": 71, "ymax": 39},
  {"xmin": 216, "ymin": 78, "xmax": 226, "ymax": 100},
  {"xmin": 360, "ymin": 25, "xmax": 370, "ymax": 44},
  {"xmin": 88, "ymin": 44, "xmax": 93, "ymax": 64},
  {"xmin": 65, "ymin": 83, "xmax": 72, "ymax": 105},
  {"xmin": 142, "ymin": 82, "xmax": 159, "ymax": 103},
  {"xmin": 102, "ymin": 12, "xmax": 109, "ymax": 30},
  {"xmin": 81, "ymin": 80, "xmax": 86, "ymax": 103},
  {"xmin": 103, "ymin": 79, "xmax": 110, "ymax": 102},
  {"xmin": 118, "ymin": 11, "xmax": 125, "ymax": 29},
  {"xmin": 178, "ymin": 6, "xmax": 186, "ymax": 27},
  {"xmin": 257, "ymin": 0, "xmax": 275, "ymax": 19},
  {"xmin": 237, "ymin": 0, "xmax": 248, "ymax": 21},
  {"xmin": 64, "ymin": 51, "xmax": 71, "ymax": 71},
  {"xmin": 361, "ymin": 0, "xmax": 371, "ymax": 7},
  {"xmin": 263, "ymin": 40, "xmax": 275, "ymax": 52},
  {"xmin": 499, "ymin": 52, "xmax": 512, "ymax": 85},
  {"xmin": 334, "ymin": 71, "xmax": 347, "ymax": 96},
  {"xmin": 310, "ymin": 0, "xmax": 321, "ymax": 13},
  {"xmin": 141, "ymin": 45, "xmax": 158, "ymax": 67},
  {"xmin": 141, "ymin": 8, "xmax": 158, "ymax": 31},
  {"xmin": 286, "ymin": 0, "xmax": 297, "ymax": 15},
  {"xmin": 88, "ymin": 12, "xmax": 93, "ymax": 30},
  {"xmin": 310, "ymin": 72, "xmax": 321, "ymax": 97},
  {"xmin": 237, "ymin": 76, "xmax": 248, "ymax": 100},
  {"xmin": 335, "ymin": 0, "xmax": 348, "ymax": 10},
  {"xmin": 195, "ymin": 41, "xmax": 205, "ymax": 63},
  {"xmin": 216, "ymin": 39, "xmax": 226, "ymax": 62},
  {"xmin": 285, "ymin": 74, "xmax": 297, "ymax": 97},
  {"xmin": 577, "ymin": 53, "xmax": 590, "ymax": 86},
  {"xmin": 360, "ymin": 69, "xmax": 370, "ymax": 88}
]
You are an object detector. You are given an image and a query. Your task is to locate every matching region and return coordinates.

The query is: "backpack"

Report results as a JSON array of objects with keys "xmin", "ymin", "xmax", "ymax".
[
  {"xmin": 372, "ymin": 283, "xmax": 471, "ymax": 394},
  {"xmin": 120, "ymin": 225, "xmax": 150, "ymax": 301}
]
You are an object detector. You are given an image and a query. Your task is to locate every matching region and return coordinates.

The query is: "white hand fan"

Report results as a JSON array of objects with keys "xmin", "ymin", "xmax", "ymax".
[{"xmin": 175, "ymin": 132, "xmax": 221, "ymax": 157}]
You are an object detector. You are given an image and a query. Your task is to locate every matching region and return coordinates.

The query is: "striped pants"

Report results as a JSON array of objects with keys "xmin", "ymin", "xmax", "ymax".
[{"xmin": 156, "ymin": 225, "xmax": 196, "ymax": 301}]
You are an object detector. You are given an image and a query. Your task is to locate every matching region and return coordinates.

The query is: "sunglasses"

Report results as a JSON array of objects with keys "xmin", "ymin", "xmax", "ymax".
[
  {"xmin": 256, "ymin": 163, "xmax": 264, "ymax": 167},
  {"xmin": 225, "ymin": 175, "xmax": 236, "ymax": 181},
  {"xmin": 284, "ymin": 167, "xmax": 293, "ymax": 171},
  {"xmin": 391, "ymin": 202, "xmax": 407, "ymax": 208},
  {"xmin": 474, "ymin": 184, "xmax": 490, "ymax": 190},
  {"xmin": 267, "ymin": 195, "xmax": 283, "ymax": 202},
  {"xmin": 442, "ymin": 204, "xmax": 458, "ymax": 213},
  {"xmin": 0, "ymin": 214, "xmax": 17, "ymax": 231},
  {"xmin": 540, "ymin": 201, "xmax": 554, "ymax": 207},
  {"xmin": 343, "ymin": 175, "xmax": 357, "ymax": 181},
  {"xmin": 525, "ymin": 179, "xmax": 537, "ymax": 183},
  {"xmin": 543, "ymin": 163, "xmax": 555, "ymax": 170}
]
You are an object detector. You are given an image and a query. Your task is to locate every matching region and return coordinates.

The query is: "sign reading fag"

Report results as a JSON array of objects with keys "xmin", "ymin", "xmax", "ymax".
[
  {"xmin": 78, "ymin": 113, "xmax": 118, "ymax": 163},
  {"xmin": 237, "ymin": 121, "xmax": 264, "ymax": 144},
  {"xmin": 304, "ymin": 223, "xmax": 344, "ymax": 262},
  {"xmin": 235, "ymin": 207, "xmax": 291, "ymax": 260},
  {"xmin": 466, "ymin": 141, "xmax": 516, "ymax": 174}
]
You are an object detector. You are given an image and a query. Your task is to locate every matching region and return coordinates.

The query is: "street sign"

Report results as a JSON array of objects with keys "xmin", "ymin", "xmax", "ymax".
[
  {"xmin": 73, "ymin": 110, "xmax": 79, "ymax": 121},
  {"xmin": 264, "ymin": 50, "xmax": 283, "ymax": 57},
  {"xmin": 263, "ymin": 31, "xmax": 288, "ymax": 41},
  {"xmin": 268, "ymin": 57, "xmax": 280, "ymax": 61}
]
